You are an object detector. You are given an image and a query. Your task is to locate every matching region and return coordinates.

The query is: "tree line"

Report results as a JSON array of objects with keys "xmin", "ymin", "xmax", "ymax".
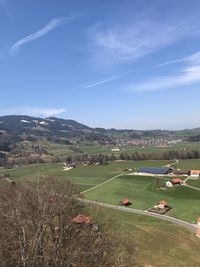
[{"xmin": 66, "ymin": 149, "xmax": 200, "ymax": 164}]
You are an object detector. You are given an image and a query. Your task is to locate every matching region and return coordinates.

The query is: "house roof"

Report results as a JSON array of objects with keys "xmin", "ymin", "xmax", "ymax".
[
  {"xmin": 138, "ymin": 167, "xmax": 170, "ymax": 175},
  {"xmin": 122, "ymin": 198, "xmax": 129, "ymax": 204},
  {"xmin": 72, "ymin": 215, "xmax": 91, "ymax": 224},
  {"xmin": 159, "ymin": 200, "xmax": 168, "ymax": 206},
  {"xmin": 191, "ymin": 170, "xmax": 200, "ymax": 174},
  {"xmin": 171, "ymin": 178, "xmax": 182, "ymax": 184}
]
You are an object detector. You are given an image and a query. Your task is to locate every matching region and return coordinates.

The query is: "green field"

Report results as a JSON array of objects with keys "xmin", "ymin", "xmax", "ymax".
[
  {"xmin": 2, "ymin": 159, "xmax": 200, "ymax": 221},
  {"xmin": 85, "ymin": 174, "xmax": 200, "ymax": 222},
  {"xmin": 97, "ymin": 208, "xmax": 200, "ymax": 267},
  {"xmin": 187, "ymin": 179, "xmax": 200, "ymax": 188},
  {"xmin": 2, "ymin": 159, "xmax": 200, "ymax": 266},
  {"xmin": 29, "ymin": 140, "xmax": 200, "ymax": 158},
  {"xmin": 2, "ymin": 160, "xmax": 171, "ymax": 191},
  {"xmin": 176, "ymin": 159, "xmax": 200, "ymax": 169}
]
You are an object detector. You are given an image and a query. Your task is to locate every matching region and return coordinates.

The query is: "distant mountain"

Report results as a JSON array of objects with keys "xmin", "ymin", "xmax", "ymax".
[
  {"xmin": 0, "ymin": 115, "xmax": 90, "ymax": 132},
  {"xmin": 0, "ymin": 115, "xmax": 200, "ymax": 140},
  {"xmin": 0, "ymin": 115, "xmax": 113, "ymax": 144},
  {"xmin": 0, "ymin": 115, "xmax": 200, "ymax": 168}
]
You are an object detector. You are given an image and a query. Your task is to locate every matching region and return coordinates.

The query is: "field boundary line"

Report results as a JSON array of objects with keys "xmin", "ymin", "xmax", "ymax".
[{"xmin": 79, "ymin": 171, "xmax": 127, "ymax": 195}]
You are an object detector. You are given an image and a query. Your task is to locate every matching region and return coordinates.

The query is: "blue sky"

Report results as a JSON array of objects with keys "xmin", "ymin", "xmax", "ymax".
[{"xmin": 0, "ymin": 0, "xmax": 200, "ymax": 129}]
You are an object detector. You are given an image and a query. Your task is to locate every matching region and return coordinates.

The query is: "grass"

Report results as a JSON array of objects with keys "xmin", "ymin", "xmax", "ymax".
[
  {"xmin": 97, "ymin": 208, "xmax": 200, "ymax": 267},
  {"xmin": 81, "ymin": 141, "xmax": 200, "ymax": 155},
  {"xmin": 2, "ymin": 159, "xmax": 200, "ymax": 221},
  {"xmin": 2, "ymin": 159, "xmax": 200, "ymax": 266},
  {"xmin": 176, "ymin": 159, "xmax": 200, "ymax": 169},
  {"xmin": 33, "ymin": 140, "xmax": 200, "ymax": 158},
  {"xmin": 187, "ymin": 179, "xmax": 200, "ymax": 188},
  {"xmin": 2, "ymin": 160, "xmax": 170, "ymax": 190},
  {"xmin": 85, "ymin": 174, "xmax": 200, "ymax": 222}
]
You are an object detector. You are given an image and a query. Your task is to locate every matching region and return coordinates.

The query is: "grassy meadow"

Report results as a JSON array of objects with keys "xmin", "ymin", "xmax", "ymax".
[
  {"xmin": 1, "ymin": 159, "xmax": 200, "ymax": 266},
  {"xmin": 175, "ymin": 159, "xmax": 200, "ymax": 169},
  {"xmin": 2, "ymin": 160, "xmax": 170, "ymax": 191},
  {"xmin": 96, "ymin": 208, "xmax": 200, "ymax": 267},
  {"xmin": 1, "ymin": 159, "xmax": 200, "ymax": 222},
  {"xmin": 85, "ymin": 174, "xmax": 200, "ymax": 222}
]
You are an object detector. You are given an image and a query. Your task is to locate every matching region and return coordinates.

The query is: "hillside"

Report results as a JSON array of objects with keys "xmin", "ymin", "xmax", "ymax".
[
  {"xmin": 0, "ymin": 115, "xmax": 200, "ymax": 168},
  {"xmin": 1, "ymin": 115, "xmax": 200, "ymax": 139}
]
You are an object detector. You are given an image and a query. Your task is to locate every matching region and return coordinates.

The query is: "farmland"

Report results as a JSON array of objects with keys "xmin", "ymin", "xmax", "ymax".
[
  {"xmin": 97, "ymin": 208, "xmax": 200, "ymax": 267},
  {"xmin": 175, "ymin": 159, "xmax": 200, "ymax": 169},
  {"xmin": 2, "ymin": 160, "xmax": 171, "ymax": 190},
  {"xmin": 1, "ymin": 159, "xmax": 200, "ymax": 222},
  {"xmin": 1, "ymin": 158, "xmax": 200, "ymax": 266},
  {"xmin": 85, "ymin": 174, "xmax": 200, "ymax": 222}
]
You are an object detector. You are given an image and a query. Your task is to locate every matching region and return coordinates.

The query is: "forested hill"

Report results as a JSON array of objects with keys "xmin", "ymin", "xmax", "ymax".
[
  {"xmin": 0, "ymin": 115, "xmax": 90, "ymax": 133},
  {"xmin": 0, "ymin": 115, "xmax": 200, "ymax": 141}
]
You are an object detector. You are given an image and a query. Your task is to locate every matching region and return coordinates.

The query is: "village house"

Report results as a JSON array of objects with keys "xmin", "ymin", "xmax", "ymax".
[
  {"xmin": 155, "ymin": 200, "xmax": 168, "ymax": 209},
  {"xmin": 120, "ymin": 198, "xmax": 131, "ymax": 206},
  {"xmin": 190, "ymin": 170, "xmax": 200, "ymax": 179},
  {"xmin": 171, "ymin": 178, "xmax": 183, "ymax": 185}
]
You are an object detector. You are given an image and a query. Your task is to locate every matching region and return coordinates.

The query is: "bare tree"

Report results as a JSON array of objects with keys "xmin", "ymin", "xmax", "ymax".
[{"xmin": 0, "ymin": 178, "xmax": 137, "ymax": 267}]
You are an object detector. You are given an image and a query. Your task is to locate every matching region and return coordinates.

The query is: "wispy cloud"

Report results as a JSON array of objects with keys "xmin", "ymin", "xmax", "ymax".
[
  {"xmin": 90, "ymin": 19, "xmax": 200, "ymax": 67},
  {"xmin": 0, "ymin": 107, "xmax": 66, "ymax": 117},
  {"xmin": 82, "ymin": 76, "xmax": 119, "ymax": 89},
  {"xmin": 153, "ymin": 51, "xmax": 200, "ymax": 68},
  {"xmin": 10, "ymin": 17, "xmax": 69, "ymax": 54},
  {"xmin": 77, "ymin": 69, "xmax": 134, "ymax": 89},
  {"xmin": 127, "ymin": 51, "xmax": 200, "ymax": 92}
]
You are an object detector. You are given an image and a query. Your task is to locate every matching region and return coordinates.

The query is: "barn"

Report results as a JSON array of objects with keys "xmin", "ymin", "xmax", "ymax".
[{"xmin": 138, "ymin": 167, "xmax": 170, "ymax": 175}]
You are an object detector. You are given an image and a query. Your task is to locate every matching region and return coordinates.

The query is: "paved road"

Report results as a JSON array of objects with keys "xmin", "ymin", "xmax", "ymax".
[{"xmin": 76, "ymin": 197, "xmax": 198, "ymax": 232}]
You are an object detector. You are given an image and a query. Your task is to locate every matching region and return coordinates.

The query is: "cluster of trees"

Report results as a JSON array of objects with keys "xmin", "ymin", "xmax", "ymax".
[
  {"xmin": 2, "ymin": 148, "xmax": 200, "ymax": 169},
  {"xmin": 188, "ymin": 135, "xmax": 200, "ymax": 142},
  {"xmin": 0, "ymin": 178, "xmax": 137, "ymax": 267},
  {"xmin": 66, "ymin": 149, "xmax": 200, "ymax": 165},
  {"xmin": 118, "ymin": 150, "xmax": 200, "ymax": 161}
]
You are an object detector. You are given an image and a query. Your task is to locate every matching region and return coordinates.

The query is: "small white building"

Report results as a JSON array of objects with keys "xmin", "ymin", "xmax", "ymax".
[
  {"xmin": 111, "ymin": 147, "xmax": 121, "ymax": 152},
  {"xmin": 165, "ymin": 181, "xmax": 173, "ymax": 188}
]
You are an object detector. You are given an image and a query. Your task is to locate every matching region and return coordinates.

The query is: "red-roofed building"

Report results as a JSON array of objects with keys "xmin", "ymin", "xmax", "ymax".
[
  {"xmin": 156, "ymin": 200, "xmax": 168, "ymax": 209},
  {"xmin": 171, "ymin": 178, "xmax": 183, "ymax": 185},
  {"xmin": 120, "ymin": 198, "xmax": 131, "ymax": 206}
]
